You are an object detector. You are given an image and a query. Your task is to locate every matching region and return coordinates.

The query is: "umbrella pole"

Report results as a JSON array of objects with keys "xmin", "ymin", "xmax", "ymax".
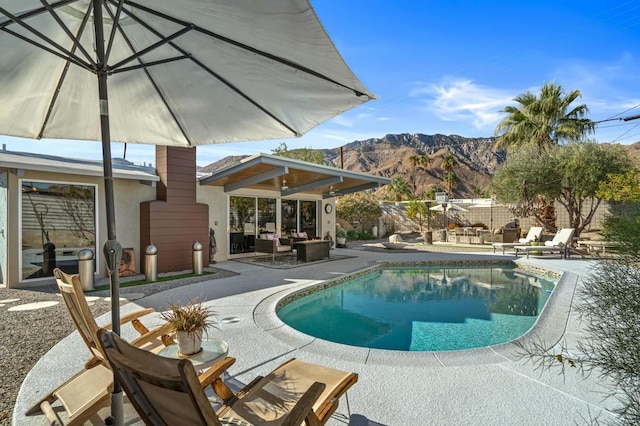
[{"xmin": 93, "ymin": 1, "xmax": 124, "ymax": 425}]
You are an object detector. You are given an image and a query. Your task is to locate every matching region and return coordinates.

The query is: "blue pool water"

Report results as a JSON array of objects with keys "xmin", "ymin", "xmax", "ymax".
[{"xmin": 277, "ymin": 264, "xmax": 556, "ymax": 351}]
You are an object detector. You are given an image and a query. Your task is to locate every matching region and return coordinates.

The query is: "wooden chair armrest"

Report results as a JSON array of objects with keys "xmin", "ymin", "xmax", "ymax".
[
  {"xmin": 130, "ymin": 323, "xmax": 174, "ymax": 347},
  {"xmin": 199, "ymin": 356, "xmax": 236, "ymax": 390},
  {"xmin": 120, "ymin": 308, "xmax": 155, "ymax": 324},
  {"xmin": 99, "ymin": 308, "xmax": 155, "ymax": 332},
  {"xmin": 282, "ymin": 382, "xmax": 325, "ymax": 426}
]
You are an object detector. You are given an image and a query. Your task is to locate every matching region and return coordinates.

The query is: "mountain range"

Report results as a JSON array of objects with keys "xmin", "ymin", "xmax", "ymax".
[{"xmin": 199, "ymin": 133, "xmax": 639, "ymax": 199}]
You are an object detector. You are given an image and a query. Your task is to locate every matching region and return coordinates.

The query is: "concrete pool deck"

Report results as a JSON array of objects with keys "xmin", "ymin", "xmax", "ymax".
[{"xmin": 14, "ymin": 245, "xmax": 620, "ymax": 425}]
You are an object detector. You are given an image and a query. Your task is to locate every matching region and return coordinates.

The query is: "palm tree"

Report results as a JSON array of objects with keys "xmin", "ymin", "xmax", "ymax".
[
  {"xmin": 409, "ymin": 153, "xmax": 432, "ymax": 169},
  {"xmin": 444, "ymin": 171, "xmax": 457, "ymax": 198},
  {"xmin": 409, "ymin": 153, "xmax": 432, "ymax": 196},
  {"xmin": 441, "ymin": 153, "xmax": 457, "ymax": 197},
  {"xmin": 494, "ymin": 82, "xmax": 594, "ymax": 151},
  {"xmin": 387, "ymin": 176, "xmax": 413, "ymax": 202}
]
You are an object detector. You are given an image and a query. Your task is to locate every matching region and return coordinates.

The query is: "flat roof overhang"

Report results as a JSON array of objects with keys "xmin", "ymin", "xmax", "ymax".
[
  {"xmin": 199, "ymin": 153, "xmax": 390, "ymax": 198},
  {"xmin": 0, "ymin": 150, "xmax": 159, "ymax": 183}
]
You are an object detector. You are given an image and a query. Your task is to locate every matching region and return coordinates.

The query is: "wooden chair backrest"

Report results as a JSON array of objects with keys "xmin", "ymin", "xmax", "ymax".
[
  {"xmin": 98, "ymin": 329, "xmax": 221, "ymax": 426},
  {"xmin": 54, "ymin": 268, "xmax": 106, "ymax": 365}
]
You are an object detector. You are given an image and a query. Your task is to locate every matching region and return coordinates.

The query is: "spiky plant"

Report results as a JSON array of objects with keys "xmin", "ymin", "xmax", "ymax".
[{"xmin": 161, "ymin": 299, "xmax": 217, "ymax": 336}]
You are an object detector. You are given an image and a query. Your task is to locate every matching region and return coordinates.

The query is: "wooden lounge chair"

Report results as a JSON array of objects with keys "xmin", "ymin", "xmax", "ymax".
[
  {"xmin": 492, "ymin": 226, "xmax": 543, "ymax": 254},
  {"xmin": 26, "ymin": 268, "xmax": 173, "ymax": 425},
  {"xmin": 98, "ymin": 328, "xmax": 358, "ymax": 425},
  {"xmin": 514, "ymin": 228, "xmax": 575, "ymax": 259}
]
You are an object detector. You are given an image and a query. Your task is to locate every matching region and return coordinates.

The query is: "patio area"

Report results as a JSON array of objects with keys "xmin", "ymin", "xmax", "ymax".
[{"xmin": 12, "ymin": 242, "xmax": 619, "ymax": 425}]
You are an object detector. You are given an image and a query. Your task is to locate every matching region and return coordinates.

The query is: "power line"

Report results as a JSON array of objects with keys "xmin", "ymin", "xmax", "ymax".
[
  {"xmin": 593, "ymin": 112, "xmax": 640, "ymax": 124},
  {"xmin": 600, "ymin": 103, "xmax": 640, "ymax": 121},
  {"xmin": 611, "ymin": 123, "xmax": 640, "ymax": 143}
]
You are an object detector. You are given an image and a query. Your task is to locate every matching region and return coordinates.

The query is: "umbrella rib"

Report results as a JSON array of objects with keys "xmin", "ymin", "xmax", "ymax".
[
  {"xmin": 0, "ymin": 6, "xmax": 92, "ymax": 71},
  {"xmin": 111, "ymin": 3, "xmax": 301, "ymax": 137},
  {"xmin": 0, "ymin": 0, "xmax": 77, "ymax": 30},
  {"xmin": 121, "ymin": 0, "xmax": 370, "ymax": 98},
  {"xmin": 103, "ymin": 5, "xmax": 192, "ymax": 144},
  {"xmin": 103, "ymin": 0, "xmax": 125, "ymax": 64},
  {"xmin": 111, "ymin": 55, "xmax": 191, "ymax": 74},
  {"xmin": 38, "ymin": 1, "xmax": 95, "ymax": 139},
  {"xmin": 108, "ymin": 25, "xmax": 194, "ymax": 72},
  {"xmin": 39, "ymin": 0, "xmax": 95, "ymax": 66},
  {"xmin": 0, "ymin": 26, "xmax": 91, "ymax": 72}
]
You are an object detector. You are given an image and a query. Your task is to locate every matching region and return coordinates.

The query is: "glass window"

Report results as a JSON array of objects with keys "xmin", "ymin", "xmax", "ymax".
[
  {"xmin": 281, "ymin": 199, "xmax": 297, "ymax": 236},
  {"xmin": 257, "ymin": 198, "xmax": 276, "ymax": 234},
  {"xmin": 21, "ymin": 180, "xmax": 96, "ymax": 280},
  {"xmin": 300, "ymin": 201, "xmax": 317, "ymax": 238},
  {"xmin": 229, "ymin": 196, "xmax": 256, "ymax": 254}
]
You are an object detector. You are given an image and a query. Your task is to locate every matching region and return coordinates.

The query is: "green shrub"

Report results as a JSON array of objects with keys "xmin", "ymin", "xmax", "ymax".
[
  {"xmin": 346, "ymin": 229, "xmax": 358, "ymax": 240},
  {"xmin": 358, "ymin": 231, "xmax": 376, "ymax": 240}
]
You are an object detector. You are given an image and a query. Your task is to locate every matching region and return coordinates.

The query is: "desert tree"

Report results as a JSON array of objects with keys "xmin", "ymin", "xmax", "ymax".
[
  {"xmin": 271, "ymin": 141, "xmax": 324, "ymax": 164},
  {"xmin": 490, "ymin": 142, "xmax": 632, "ymax": 236},
  {"xmin": 336, "ymin": 192, "xmax": 382, "ymax": 233}
]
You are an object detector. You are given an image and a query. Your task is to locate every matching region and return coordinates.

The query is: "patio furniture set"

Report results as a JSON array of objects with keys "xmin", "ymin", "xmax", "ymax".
[
  {"xmin": 490, "ymin": 227, "xmax": 601, "ymax": 259},
  {"xmin": 28, "ymin": 268, "xmax": 356, "ymax": 425},
  {"xmin": 255, "ymin": 233, "xmax": 331, "ymax": 263}
]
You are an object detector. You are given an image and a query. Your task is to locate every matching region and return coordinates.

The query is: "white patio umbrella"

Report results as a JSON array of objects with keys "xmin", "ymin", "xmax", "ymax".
[{"xmin": 0, "ymin": 1, "xmax": 375, "ymax": 422}]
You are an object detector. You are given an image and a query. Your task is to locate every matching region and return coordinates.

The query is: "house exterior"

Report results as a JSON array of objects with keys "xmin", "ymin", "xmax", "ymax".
[{"xmin": 0, "ymin": 146, "xmax": 389, "ymax": 289}]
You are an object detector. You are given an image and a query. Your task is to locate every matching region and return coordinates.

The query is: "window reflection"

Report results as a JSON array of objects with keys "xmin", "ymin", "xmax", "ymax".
[
  {"xmin": 300, "ymin": 201, "xmax": 317, "ymax": 238},
  {"xmin": 21, "ymin": 181, "xmax": 96, "ymax": 279},
  {"xmin": 281, "ymin": 199, "xmax": 297, "ymax": 236}
]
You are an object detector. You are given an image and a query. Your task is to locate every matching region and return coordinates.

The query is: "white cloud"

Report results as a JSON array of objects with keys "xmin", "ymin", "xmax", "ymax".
[
  {"xmin": 411, "ymin": 78, "xmax": 515, "ymax": 130},
  {"xmin": 550, "ymin": 54, "xmax": 640, "ymax": 121},
  {"xmin": 330, "ymin": 115, "xmax": 355, "ymax": 127}
]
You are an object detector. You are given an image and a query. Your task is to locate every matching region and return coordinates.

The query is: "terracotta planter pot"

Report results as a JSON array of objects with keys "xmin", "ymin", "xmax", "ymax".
[{"xmin": 176, "ymin": 330, "xmax": 203, "ymax": 355}]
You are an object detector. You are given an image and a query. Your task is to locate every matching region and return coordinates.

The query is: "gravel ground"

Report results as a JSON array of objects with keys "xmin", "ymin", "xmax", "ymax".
[{"xmin": 0, "ymin": 266, "xmax": 237, "ymax": 426}]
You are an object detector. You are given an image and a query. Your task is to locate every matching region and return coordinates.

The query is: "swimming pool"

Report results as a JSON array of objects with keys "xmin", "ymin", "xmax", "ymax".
[{"xmin": 277, "ymin": 263, "xmax": 557, "ymax": 351}]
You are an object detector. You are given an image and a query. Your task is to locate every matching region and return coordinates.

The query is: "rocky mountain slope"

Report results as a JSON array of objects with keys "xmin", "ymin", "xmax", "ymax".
[
  {"xmin": 198, "ymin": 134, "xmax": 639, "ymax": 199},
  {"xmin": 320, "ymin": 133, "xmax": 504, "ymax": 198}
]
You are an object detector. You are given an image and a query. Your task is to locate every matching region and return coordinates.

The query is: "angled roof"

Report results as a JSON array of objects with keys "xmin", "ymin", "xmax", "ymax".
[
  {"xmin": 199, "ymin": 153, "xmax": 390, "ymax": 198},
  {"xmin": 0, "ymin": 149, "xmax": 159, "ymax": 182}
]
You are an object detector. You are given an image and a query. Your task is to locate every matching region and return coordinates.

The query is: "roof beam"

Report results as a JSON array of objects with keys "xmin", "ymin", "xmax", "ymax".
[
  {"xmin": 199, "ymin": 157, "xmax": 263, "ymax": 185},
  {"xmin": 323, "ymin": 182, "xmax": 380, "ymax": 199},
  {"xmin": 224, "ymin": 166, "xmax": 288, "ymax": 192},
  {"xmin": 282, "ymin": 176, "xmax": 343, "ymax": 197}
]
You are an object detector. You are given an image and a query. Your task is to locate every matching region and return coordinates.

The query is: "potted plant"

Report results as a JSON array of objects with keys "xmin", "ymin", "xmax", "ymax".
[
  {"xmin": 161, "ymin": 299, "xmax": 217, "ymax": 355},
  {"xmin": 336, "ymin": 227, "xmax": 347, "ymax": 247}
]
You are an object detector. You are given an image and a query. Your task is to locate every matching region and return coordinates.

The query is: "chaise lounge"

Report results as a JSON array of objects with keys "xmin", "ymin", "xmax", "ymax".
[{"xmin": 514, "ymin": 228, "xmax": 575, "ymax": 259}]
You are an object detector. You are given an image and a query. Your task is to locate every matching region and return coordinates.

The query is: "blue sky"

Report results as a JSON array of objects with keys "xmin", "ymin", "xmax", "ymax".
[{"xmin": 3, "ymin": 0, "xmax": 640, "ymax": 167}]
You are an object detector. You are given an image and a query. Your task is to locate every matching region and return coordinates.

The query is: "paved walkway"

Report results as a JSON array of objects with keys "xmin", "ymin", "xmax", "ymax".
[{"xmin": 14, "ymin": 244, "xmax": 619, "ymax": 425}]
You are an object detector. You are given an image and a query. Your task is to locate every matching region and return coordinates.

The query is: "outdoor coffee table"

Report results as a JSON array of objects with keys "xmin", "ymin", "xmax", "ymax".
[
  {"xmin": 294, "ymin": 240, "xmax": 330, "ymax": 262},
  {"xmin": 158, "ymin": 337, "xmax": 229, "ymax": 371}
]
